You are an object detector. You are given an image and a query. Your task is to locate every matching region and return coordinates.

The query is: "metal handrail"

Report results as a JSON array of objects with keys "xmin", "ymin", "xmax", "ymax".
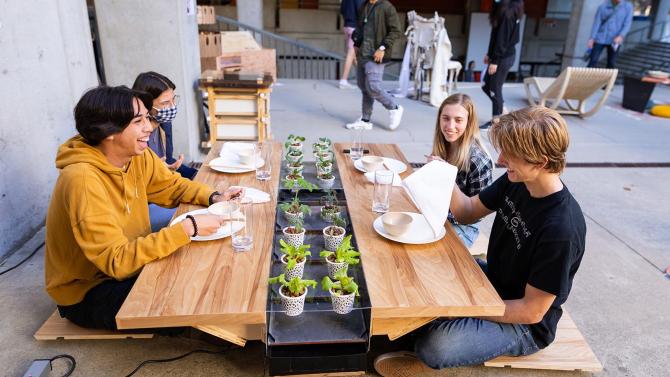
[
  {"xmin": 624, "ymin": 19, "xmax": 670, "ymax": 46},
  {"xmin": 201, "ymin": 15, "xmax": 345, "ymax": 80}
]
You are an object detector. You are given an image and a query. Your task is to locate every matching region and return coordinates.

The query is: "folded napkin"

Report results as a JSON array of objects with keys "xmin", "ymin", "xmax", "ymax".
[
  {"xmin": 401, "ymin": 160, "xmax": 458, "ymax": 237},
  {"xmin": 215, "ymin": 142, "xmax": 256, "ymax": 167},
  {"xmin": 240, "ymin": 187, "xmax": 271, "ymax": 204},
  {"xmin": 364, "ymin": 171, "xmax": 402, "ymax": 186}
]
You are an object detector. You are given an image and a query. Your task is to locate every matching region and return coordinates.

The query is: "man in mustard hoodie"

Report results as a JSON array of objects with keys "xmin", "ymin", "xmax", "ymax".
[{"xmin": 45, "ymin": 86, "xmax": 243, "ymax": 330}]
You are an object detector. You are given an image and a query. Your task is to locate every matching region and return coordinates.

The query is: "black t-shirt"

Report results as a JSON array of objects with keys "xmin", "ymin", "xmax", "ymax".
[{"xmin": 479, "ymin": 173, "xmax": 586, "ymax": 349}]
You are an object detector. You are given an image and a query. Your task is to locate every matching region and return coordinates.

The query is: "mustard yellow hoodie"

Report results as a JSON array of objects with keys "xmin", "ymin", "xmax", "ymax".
[{"xmin": 45, "ymin": 135, "xmax": 213, "ymax": 306}]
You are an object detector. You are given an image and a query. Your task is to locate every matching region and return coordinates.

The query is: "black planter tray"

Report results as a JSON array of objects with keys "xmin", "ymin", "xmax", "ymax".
[
  {"xmin": 268, "ymin": 309, "xmax": 368, "ymax": 346},
  {"xmin": 275, "ymin": 206, "xmax": 351, "ymax": 233},
  {"xmin": 279, "ymin": 161, "xmax": 344, "ymax": 193}
]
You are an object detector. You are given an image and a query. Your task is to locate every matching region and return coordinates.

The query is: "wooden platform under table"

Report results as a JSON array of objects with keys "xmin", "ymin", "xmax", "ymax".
[
  {"xmin": 115, "ymin": 142, "xmax": 282, "ymax": 345},
  {"xmin": 333, "ymin": 143, "xmax": 505, "ymax": 340}
]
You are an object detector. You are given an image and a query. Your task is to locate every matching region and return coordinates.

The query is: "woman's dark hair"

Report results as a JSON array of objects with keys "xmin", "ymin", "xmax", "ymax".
[
  {"xmin": 131, "ymin": 71, "xmax": 176, "ymax": 100},
  {"xmin": 74, "ymin": 86, "xmax": 152, "ymax": 146},
  {"xmin": 489, "ymin": 0, "xmax": 524, "ymax": 27}
]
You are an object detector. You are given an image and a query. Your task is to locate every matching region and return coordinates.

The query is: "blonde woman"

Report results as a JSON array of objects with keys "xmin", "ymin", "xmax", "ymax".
[{"xmin": 427, "ymin": 93, "xmax": 493, "ymax": 247}]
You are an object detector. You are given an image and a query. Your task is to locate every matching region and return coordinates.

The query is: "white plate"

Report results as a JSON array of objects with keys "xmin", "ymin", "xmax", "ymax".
[
  {"xmin": 354, "ymin": 158, "xmax": 407, "ymax": 174},
  {"xmin": 648, "ymin": 70, "xmax": 669, "ymax": 79},
  {"xmin": 170, "ymin": 209, "xmax": 244, "ymax": 241},
  {"xmin": 373, "ymin": 212, "xmax": 445, "ymax": 244},
  {"xmin": 208, "ymin": 156, "xmax": 264, "ymax": 173}
]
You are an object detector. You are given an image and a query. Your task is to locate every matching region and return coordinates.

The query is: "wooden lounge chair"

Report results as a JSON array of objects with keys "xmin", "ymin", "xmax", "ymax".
[{"xmin": 523, "ymin": 67, "xmax": 618, "ymax": 118}]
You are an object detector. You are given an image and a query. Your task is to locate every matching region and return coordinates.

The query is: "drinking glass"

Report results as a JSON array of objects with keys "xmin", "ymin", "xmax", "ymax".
[
  {"xmin": 350, "ymin": 128, "xmax": 363, "ymax": 161},
  {"xmin": 372, "ymin": 170, "xmax": 393, "ymax": 213},
  {"xmin": 230, "ymin": 198, "xmax": 253, "ymax": 252},
  {"xmin": 255, "ymin": 142, "xmax": 272, "ymax": 181}
]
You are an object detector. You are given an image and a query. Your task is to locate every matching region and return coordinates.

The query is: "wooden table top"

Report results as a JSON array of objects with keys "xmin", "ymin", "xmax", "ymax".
[
  {"xmin": 334, "ymin": 143, "xmax": 505, "ymax": 319},
  {"xmin": 115, "ymin": 142, "xmax": 281, "ymax": 330}
]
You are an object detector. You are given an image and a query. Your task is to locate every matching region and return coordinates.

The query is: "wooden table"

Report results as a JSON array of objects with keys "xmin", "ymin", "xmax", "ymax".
[
  {"xmin": 116, "ymin": 142, "xmax": 504, "ymax": 345},
  {"xmin": 115, "ymin": 142, "xmax": 282, "ymax": 346},
  {"xmin": 333, "ymin": 143, "xmax": 505, "ymax": 340}
]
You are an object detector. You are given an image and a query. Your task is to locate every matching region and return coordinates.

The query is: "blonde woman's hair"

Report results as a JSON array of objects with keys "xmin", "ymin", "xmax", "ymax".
[
  {"xmin": 431, "ymin": 93, "xmax": 488, "ymax": 173},
  {"xmin": 489, "ymin": 106, "xmax": 569, "ymax": 173}
]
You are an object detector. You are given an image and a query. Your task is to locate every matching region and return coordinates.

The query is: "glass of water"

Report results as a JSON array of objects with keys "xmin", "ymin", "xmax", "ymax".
[
  {"xmin": 230, "ymin": 198, "xmax": 253, "ymax": 252},
  {"xmin": 255, "ymin": 142, "xmax": 272, "ymax": 181},
  {"xmin": 350, "ymin": 128, "xmax": 363, "ymax": 161},
  {"xmin": 372, "ymin": 170, "xmax": 394, "ymax": 213}
]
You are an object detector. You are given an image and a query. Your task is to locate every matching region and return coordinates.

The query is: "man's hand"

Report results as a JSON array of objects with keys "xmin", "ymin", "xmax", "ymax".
[
  {"xmin": 587, "ymin": 38, "xmax": 594, "ymax": 49},
  {"xmin": 488, "ymin": 64, "xmax": 498, "ymax": 75},
  {"xmin": 181, "ymin": 214, "xmax": 226, "ymax": 237},
  {"xmin": 613, "ymin": 35, "xmax": 623, "ymax": 45},
  {"xmin": 483, "ymin": 55, "xmax": 489, "ymax": 65},
  {"xmin": 166, "ymin": 153, "xmax": 184, "ymax": 171},
  {"xmin": 373, "ymin": 49, "xmax": 385, "ymax": 63}
]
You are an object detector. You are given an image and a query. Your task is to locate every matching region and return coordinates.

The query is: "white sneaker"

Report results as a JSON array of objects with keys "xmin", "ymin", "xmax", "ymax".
[
  {"xmin": 503, "ymin": 105, "xmax": 510, "ymax": 114},
  {"xmin": 339, "ymin": 80, "xmax": 356, "ymax": 89},
  {"xmin": 388, "ymin": 105, "xmax": 404, "ymax": 130},
  {"xmin": 345, "ymin": 118, "xmax": 373, "ymax": 130}
]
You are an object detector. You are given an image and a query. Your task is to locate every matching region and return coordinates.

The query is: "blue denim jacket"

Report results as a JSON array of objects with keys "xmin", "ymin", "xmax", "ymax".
[{"xmin": 590, "ymin": 1, "xmax": 633, "ymax": 45}]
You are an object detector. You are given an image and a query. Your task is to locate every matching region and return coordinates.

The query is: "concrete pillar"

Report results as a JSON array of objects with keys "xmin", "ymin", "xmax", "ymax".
[
  {"xmin": 0, "ymin": 0, "xmax": 98, "ymax": 257},
  {"xmin": 238, "ymin": 0, "xmax": 264, "ymax": 29},
  {"xmin": 652, "ymin": 0, "xmax": 670, "ymax": 40},
  {"xmin": 94, "ymin": 0, "xmax": 202, "ymax": 162},
  {"xmin": 562, "ymin": 0, "xmax": 601, "ymax": 69}
]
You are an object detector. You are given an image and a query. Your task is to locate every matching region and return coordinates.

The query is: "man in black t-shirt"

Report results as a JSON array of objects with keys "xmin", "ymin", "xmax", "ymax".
[{"xmin": 374, "ymin": 106, "xmax": 586, "ymax": 375}]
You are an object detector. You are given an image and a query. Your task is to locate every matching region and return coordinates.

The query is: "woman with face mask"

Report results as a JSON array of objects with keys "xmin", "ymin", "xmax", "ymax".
[
  {"xmin": 132, "ymin": 71, "xmax": 197, "ymax": 180},
  {"xmin": 132, "ymin": 72, "xmax": 198, "ymax": 231}
]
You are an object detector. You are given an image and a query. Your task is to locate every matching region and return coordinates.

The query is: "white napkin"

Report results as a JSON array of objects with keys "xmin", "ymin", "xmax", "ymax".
[
  {"xmin": 215, "ymin": 142, "xmax": 256, "ymax": 167},
  {"xmin": 364, "ymin": 171, "xmax": 402, "ymax": 186},
  {"xmin": 240, "ymin": 187, "xmax": 271, "ymax": 204},
  {"xmin": 401, "ymin": 160, "xmax": 458, "ymax": 237}
]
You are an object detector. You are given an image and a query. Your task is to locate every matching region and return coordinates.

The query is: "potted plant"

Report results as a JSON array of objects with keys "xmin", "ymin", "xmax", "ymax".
[
  {"xmin": 316, "ymin": 171, "xmax": 335, "ymax": 189},
  {"xmin": 312, "ymin": 142, "xmax": 328, "ymax": 153},
  {"xmin": 285, "ymin": 134, "xmax": 305, "ymax": 152},
  {"xmin": 320, "ymin": 235, "xmax": 360, "ymax": 280},
  {"xmin": 321, "ymin": 271, "xmax": 359, "ymax": 314},
  {"xmin": 286, "ymin": 159, "xmax": 304, "ymax": 175},
  {"xmin": 278, "ymin": 239, "xmax": 311, "ymax": 279},
  {"xmin": 323, "ymin": 214, "xmax": 347, "ymax": 252},
  {"xmin": 279, "ymin": 177, "xmax": 316, "ymax": 221},
  {"xmin": 284, "ymin": 168, "xmax": 304, "ymax": 190},
  {"xmin": 320, "ymin": 190, "xmax": 340, "ymax": 222},
  {"xmin": 286, "ymin": 149, "xmax": 304, "ymax": 163},
  {"xmin": 316, "ymin": 137, "xmax": 332, "ymax": 149},
  {"xmin": 268, "ymin": 273, "xmax": 316, "ymax": 316},
  {"xmin": 316, "ymin": 157, "xmax": 333, "ymax": 175},
  {"xmin": 282, "ymin": 216, "xmax": 306, "ymax": 248},
  {"xmin": 314, "ymin": 150, "xmax": 333, "ymax": 162}
]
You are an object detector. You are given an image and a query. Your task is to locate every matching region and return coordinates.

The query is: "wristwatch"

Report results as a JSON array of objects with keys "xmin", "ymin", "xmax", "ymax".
[{"xmin": 378, "ymin": 45, "xmax": 386, "ymax": 51}]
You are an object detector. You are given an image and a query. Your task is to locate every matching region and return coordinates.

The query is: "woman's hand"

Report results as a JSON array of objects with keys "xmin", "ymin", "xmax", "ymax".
[
  {"xmin": 488, "ymin": 64, "xmax": 498, "ymax": 75},
  {"xmin": 425, "ymin": 154, "xmax": 445, "ymax": 163},
  {"xmin": 181, "ymin": 214, "xmax": 225, "ymax": 237},
  {"xmin": 373, "ymin": 49, "xmax": 385, "ymax": 63}
]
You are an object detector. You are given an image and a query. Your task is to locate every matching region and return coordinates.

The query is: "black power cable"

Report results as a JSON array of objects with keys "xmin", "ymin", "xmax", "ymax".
[
  {"xmin": 123, "ymin": 347, "xmax": 232, "ymax": 377},
  {"xmin": 33, "ymin": 354, "xmax": 76, "ymax": 377},
  {"xmin": 0, "ymin": 241, "xmax": 44, "ymax": 277}
]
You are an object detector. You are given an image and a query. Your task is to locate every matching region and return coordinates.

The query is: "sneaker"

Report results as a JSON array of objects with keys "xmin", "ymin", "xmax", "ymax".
[
  {"xmin": 503, "ymin": 105, "xmax": 510, "ymax": 114},
  {"xmin": 388, "ymin": 105, "xmax": 404, "ymax": 130},
  {"xmin": 374, "ymin": 351, "xmax": 438, "ymax": 377},
  {"xmin": 345, "ymin": 118, "xmax": 373, "ymax": 130},
  {"xmin": 339, "ymin": 80, "xmax": 356, "ymax": 89}
]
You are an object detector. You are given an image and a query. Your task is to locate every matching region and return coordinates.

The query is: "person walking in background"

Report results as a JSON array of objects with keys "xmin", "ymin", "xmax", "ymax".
[
  {"xmin": 587, "ymin": 0, "xmax": 633, "ymax": 69},
  {"xmin": 481, "ymin": 0, "xmax": 524, "ymax": 129},
  {"xmin": 339, "ymin": 0, "xmax": 364, "ymax": 89},
  {"xmin": 345, "ymin": 0, "xmax": 403, "ymax": 131}
]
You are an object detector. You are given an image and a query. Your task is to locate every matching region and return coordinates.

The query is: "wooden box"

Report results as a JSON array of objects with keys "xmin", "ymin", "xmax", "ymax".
[
  {"xmin": 216, "ymin": 49, "xmax": 277, "ymax": 82},
  {"xmin": 197, "ymin": 6, "xmax": 216, "ymax": 25},
  {"xmin": 199, "ymin": 32, "xmax": 221, "ymax": 58}
]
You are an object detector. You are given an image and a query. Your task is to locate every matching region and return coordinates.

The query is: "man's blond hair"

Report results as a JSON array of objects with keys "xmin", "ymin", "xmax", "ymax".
[{"xmin": 489, "ymin": 106, "xmax": 569, "ymax": 173}]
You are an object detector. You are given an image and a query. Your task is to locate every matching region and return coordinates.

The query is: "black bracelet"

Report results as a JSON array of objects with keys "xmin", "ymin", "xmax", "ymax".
[
  {"xmin": 208, "ymin": 191, "xmax": 220, "ymax": 206},
  {"xmin": 185, "ymin": 215, "xmax": 198, "ymax": 237}
]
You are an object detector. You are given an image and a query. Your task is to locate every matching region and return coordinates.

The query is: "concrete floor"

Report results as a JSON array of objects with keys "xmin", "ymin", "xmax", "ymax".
[{"xmin": 1, "ymin": 80, "xmax": 669, "ymax": 376}]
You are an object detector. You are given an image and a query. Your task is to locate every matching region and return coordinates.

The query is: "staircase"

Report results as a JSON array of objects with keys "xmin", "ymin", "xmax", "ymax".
[{"xmin": 607, "ymin": 41, "xmax": 670, "ymax": 81}]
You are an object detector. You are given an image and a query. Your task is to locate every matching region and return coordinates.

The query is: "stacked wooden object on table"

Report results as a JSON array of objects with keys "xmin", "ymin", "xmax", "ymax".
[{"xmin": 196, "ymin": 5, "xmax": 216, "ymax": 25}]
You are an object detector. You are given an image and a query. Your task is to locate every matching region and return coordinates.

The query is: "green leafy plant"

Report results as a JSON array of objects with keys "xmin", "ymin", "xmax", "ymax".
[
  {"xmin": 280, "ymin": 177, "xmax": 317, "ymax": 216},
  {"xmin": 285, "ymin": 168, "xmax": 303, "ymax": 181},
  {"xmin": 286, "ymin": 149, "xmax": 303, "ymax": 158},
  {"xmin": 317, "ymin": 172, "xmax": 334, "ymax": 180},
  {"xmin": 268, "ymin": 273, "xmax": 317, "ymax": 297},
  {"xmin": 321, "ymin": 271, "xmax": 359, "ymax": 296},
  {"xmin": 318, "ymin": 137, "xmax": 332, "ymax": 147},
  {"xmin": 284, "ymin": 215, "xmax": 305, "ymax": 234},
  {"xmin": 279, "ymin": 239, "xmax": 311, "ymax": 269},
  {"xmin": 287, "ymin": 157, "xmax": 304, "ymax": 167},
  {"xmin": 317, "ymin": 158, "xmax": 333, "ymax": 169},
  {"xmin": 320, "ymin": 235, "xmax": 360, "ymax": 264},
  {"xmin": 285, "ymin": 134, "xmax": 306, "ymax": 149},
  {"xmin": 324, "ymin": 215, "xmax": 347, "ymax": 235}
]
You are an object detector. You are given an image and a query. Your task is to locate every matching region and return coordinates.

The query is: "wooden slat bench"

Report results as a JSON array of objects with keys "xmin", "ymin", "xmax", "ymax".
[
  {"xmin": 34, "ymin": 311, "xmax": 154, "ymax": 340},
  {"xmin": 485, "ymin": 311, "xmax": 602, "ymax": 372}
]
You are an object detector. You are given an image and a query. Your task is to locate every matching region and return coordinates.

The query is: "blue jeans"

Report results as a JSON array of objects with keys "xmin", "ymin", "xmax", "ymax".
[
  {"xmin": 413, "ymin": 259, "xmax": 539, "ymax": 369},
  {"xmin": 450, "ymin": 221, "xmax": 480, "ymax": 248},
  {"xmin": 149, "ymin": 204, "xmax": 177, "ymax": 232},
  {"xmin": 588, "ymin": 43, "xmax": 618, "ymax": 69}
]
